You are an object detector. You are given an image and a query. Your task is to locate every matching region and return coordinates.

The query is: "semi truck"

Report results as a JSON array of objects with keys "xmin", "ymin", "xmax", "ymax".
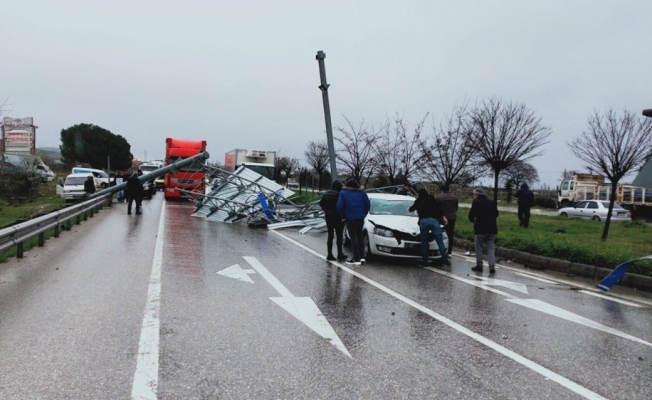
[
  {"xmin": 165, "ymin": 138, "xmax": 207, "ymax": 200},
  {"xmin": 224, "ymin": 149, "xmax": 276, "ymax": 180}
]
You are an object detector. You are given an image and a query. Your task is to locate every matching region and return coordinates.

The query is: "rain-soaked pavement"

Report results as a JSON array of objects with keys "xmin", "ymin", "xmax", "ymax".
[{"xmin": 0, "ymin": 194, "xmax": 651, "ymax": 399}]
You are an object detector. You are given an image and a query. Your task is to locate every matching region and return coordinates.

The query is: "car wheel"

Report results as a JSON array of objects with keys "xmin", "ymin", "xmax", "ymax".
[
  {"xmin": 560, "ymin": 212, "xmax": 568, "ymax": 217},
  {"xmin": 364, "ymin": 233, "xmax": 373, "ymax": 259},
  {"xmin": 592, "ymin": 215, "xmax": 601, "ymax": 221}
]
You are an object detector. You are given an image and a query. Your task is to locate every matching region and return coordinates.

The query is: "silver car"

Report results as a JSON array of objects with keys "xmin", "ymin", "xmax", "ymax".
[{"xmin": 558, "ymin": 200, "xmax": 631, "ymax": 221}]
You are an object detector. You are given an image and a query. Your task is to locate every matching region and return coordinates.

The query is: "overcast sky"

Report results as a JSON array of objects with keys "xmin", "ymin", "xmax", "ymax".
[{"xmin": 2, "ymin": 0, "xmax": 651, "ymax": 187}]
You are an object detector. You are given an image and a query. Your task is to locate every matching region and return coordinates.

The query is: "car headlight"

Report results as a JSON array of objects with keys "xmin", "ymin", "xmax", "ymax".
[{"xmin": 373, "ymin": 227, "xmax": 394, "ymax": 238}]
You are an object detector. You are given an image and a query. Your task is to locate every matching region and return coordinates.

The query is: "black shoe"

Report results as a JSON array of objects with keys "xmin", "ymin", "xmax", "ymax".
[
  {"xmin": 489, "ymin": 267, "xmax": 496, "ymax": 274},
  {"xmin": 441, "ymin": 257, "xmax": 451, "ymax": 266},
  {"xmin": 326, "ymin": 254, "xmax": 336, "ymax": 261},
  {"xmin": 128, "ymin": 211, "xmax": 132, "ymax": 215},
  {"xmin": 345, "ymin": 259, "xmax": 361, "ymax": 266},
  {"xmin": 337, "ymin": 254, "xmax": 348, "ymax": 260},
  {"xmin": 360, "ymin": 258, "xmax": 366, "ymax": 265},
  {"xmin": 419, "ymin": 260, "xmax": 432, "ymax": 267},
  {"xmin": 471, "ymin": 266, "xmax": 483, "ymax": 272},
  {"xmin": 136, "ymin": 211, "xmax": 142, "ymax": 215}
]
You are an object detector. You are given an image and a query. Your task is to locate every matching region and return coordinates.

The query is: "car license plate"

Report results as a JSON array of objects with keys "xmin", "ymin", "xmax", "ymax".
[{"xmin": 405, "ymin": 242, "xmax": 419, "ymax": 249}]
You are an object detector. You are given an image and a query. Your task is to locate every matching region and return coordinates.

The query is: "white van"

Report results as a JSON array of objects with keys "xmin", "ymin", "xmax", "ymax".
[
  {"xmin": 62, "ymin": 173, "xmax": 94, "ymax": 201},
  {"xmin": 71, "ymin": 167, "xmax": 112, "ymax": 188}
]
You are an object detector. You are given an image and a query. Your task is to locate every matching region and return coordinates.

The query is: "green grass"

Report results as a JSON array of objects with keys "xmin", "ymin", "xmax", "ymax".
[
  {"xmin": 455, "ymin": 212, "xmax": 652, "ymax": 275},
  {"xmin": 0, "ymin": 180, "xmax": 66, "ymax": 228}
]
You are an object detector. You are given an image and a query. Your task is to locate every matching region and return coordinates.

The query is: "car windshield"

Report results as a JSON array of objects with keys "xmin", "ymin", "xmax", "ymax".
[
  {"xmin": 65, "ymin": 176, "xmax": 88, "ymax": 185},
  {"xmin": 369, "ymin": 199, "xmax": 416, "ymax": 216}
]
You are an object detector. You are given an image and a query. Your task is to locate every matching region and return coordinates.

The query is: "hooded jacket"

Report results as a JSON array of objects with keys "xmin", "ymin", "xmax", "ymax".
[
  {"xmin": 336, "ymin": 183, "xmax": 370, "ymax": 220},
  {"xmin": 515, "ymin": 183, "xmax": 535, "ymax": 208},
  {"xmin": 319, "ymin": 180, "xmax": 343, "ymax": 215},
  {"xmin": 409, "ymin": 189, "xmax": 445, "ymax": 222}
]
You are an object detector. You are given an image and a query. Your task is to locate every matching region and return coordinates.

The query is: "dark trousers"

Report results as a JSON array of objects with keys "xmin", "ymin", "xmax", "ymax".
[
  {"xmin": 127, "ymin": 195, "xmax": 142, "ymax": 214},
  {"xmin": 518, "ymin": 206, "xmax": 531, "ymax": 227},
  {"xmin": 325, "ymin": 213, "xmax": 344, "ymax": 256},
  {"xmin": 443, "ymin": 218, "xmax": 456, "ymax": 255},
  {"xmin": 346, "ymin": 219, "xmax": 365, "ymax": 261}
]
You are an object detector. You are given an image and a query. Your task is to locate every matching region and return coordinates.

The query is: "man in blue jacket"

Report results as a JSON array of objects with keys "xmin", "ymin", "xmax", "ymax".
[{"xmin": 337, "ymin": 178, "xmax": 371, "ymax": 266}]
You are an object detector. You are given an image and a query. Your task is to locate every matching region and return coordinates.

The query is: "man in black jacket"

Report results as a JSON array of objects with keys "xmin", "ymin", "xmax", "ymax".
[
  {"xmin": 468, "ymin": 188, "xmax": 499, "ymax": 274},
  {"xmin": 515, "ymin": 182, "xmax": 535, "ymax": 227},
  {"xmin": 83, "ymin": 176, "xmax": 96, "ymax": 195},
  {"xmin": 125, "ymin": 172, "xmax": 144, "ymax": 215},
  {"xmin": 408, "ymin": 188, "xmax": 450, "ymax": 266},
  {"xmin": 319, "ymin": 180, "xmax": 347, "ymax": 261}
]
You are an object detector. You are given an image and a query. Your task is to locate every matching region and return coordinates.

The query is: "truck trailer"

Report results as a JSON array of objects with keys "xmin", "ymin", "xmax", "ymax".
[{"xmin": 224, "ymin": 149, "xmax": 276, "ymax": 180}]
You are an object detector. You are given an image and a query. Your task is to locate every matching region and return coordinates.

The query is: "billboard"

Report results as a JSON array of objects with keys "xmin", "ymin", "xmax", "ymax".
[{"xmin": 1, "ymin": 117, "xmax": 36, "ymax": 155}]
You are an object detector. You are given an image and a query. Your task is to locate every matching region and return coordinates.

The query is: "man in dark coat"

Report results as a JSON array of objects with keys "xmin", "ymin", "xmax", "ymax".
[
  {"xmin": 409, "ymin": 188, "xmax": 450, "ymax": 266},
  {"xmin": 436, "ymin": 187, "xmax": 458, "ymax": 256},
  {"xmin": 84, "ymin": 176, "xmax": 96, "ymax": 195},
  {"xmin": 125, "ymin": 172, "xmax": 144, "ymax": 215},
  {"xmin": 468, "ymin": 188, "xmax": 499, "ymax": 274},
  {"xmin": 319, "ymin": 180, "xmax": 347, "ymax": 261},
  {"xmin": 336, "ymin": 178, "xmax": 371, "ymax": 266},
  {"xmin": 396, "ymin": 181, "xmax": 412, "ymax": 196},
  {"xmin": 515, "ymin": 182, "xmax": 535, "ymax": 227}
]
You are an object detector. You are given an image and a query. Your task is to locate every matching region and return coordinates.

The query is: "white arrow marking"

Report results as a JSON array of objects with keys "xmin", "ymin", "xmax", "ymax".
[
  {"xmin": 578, "ymin": 290, "xmax": 643, "ymax": 308},
  {"xmin": 243, "ymin": 256, "xmax": 351, "ymax": 357},
  {"xmin": 473, "ymin": 276, "xmax": 529, "ymax": 295},
  {"xmin": 271, "ymin": 297, "xmax": 352, "ymax": 357},
  {"xmin": 217, "ymin": 264, "xmax": 256, "ymax": 283},
  {"xmin": 507, "ymin": 298, "xmax": 652, "ymax": 347}
]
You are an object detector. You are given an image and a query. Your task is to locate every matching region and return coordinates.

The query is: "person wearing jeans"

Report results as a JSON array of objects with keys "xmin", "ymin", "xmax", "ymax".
[
  {"xmin": 468, "ymin": 188, "xmax": 499, "ymax": 274},
  {"xmin": 409, "ymin": 188, "xmax": 450, "ymax": 266},
  {"xmin": 336, "ymin": 178, "xmax": 370, "ymax": 266}
]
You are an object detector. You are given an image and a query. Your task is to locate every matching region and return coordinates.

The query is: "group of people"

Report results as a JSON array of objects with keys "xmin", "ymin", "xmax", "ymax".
[
  {"xmin": 81, "ymin": 170, "xmax": 146, "ymax": 216},
  {"xmin": 319, "ymin": 179, "xmax": 511, "ymax": 275}
]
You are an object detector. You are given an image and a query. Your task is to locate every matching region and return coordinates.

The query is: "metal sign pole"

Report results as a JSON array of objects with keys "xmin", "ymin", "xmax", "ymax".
[{"xmin": 316, "ymin": 50, "xmax": 338, "ymax": 182}]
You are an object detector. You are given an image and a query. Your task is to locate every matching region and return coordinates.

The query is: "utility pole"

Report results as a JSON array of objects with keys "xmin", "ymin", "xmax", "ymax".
[{"xmin": 316, "ymin": 50, "xmax": 338, "ymax": 182}]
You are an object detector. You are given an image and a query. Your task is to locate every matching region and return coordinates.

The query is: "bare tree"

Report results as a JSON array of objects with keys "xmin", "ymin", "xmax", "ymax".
[
  {"xmin": 304, "ymin": 139, "xmax": 329, "ymax": 190},
  {"xmin": 373, "ymin": 113, "xmax": 427, "ymax": 186},
  {"xmin": 334, "ymin": 116, "xmax": 380, "ymax": 186},
  {"xmin": 276, "ymin": 156, "xmax": 300, "ymax": 183},
  {"xmin": 501, "ymin": 161, "xmax": 539, "ymax": 187},
  {"xmin": 568, "ymin": 108, "xmax": 652, "ymax": 240},
  {"xmin": 418, "ymin": 104, "xmax": 476, "ymax": 190},
  {"xmin": 466, "ymin": 97, "xmax": 552, "ymax": 202}
]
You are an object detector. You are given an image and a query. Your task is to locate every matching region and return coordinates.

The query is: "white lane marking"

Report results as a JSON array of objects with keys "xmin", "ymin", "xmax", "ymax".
[
  {"xmin": 512, "ymin": 271, "xmax": 559, "ymax": 284},
  {"xmin": 578, "ymin": 290, "xmax": 643, "ymax": 308},
  {"xmin": 242, "ymin": 256, "xmax": 351, "ymax": 357},
  {"xmin": 273, "ymin": 231, "xmax": 607, "ymax": 400},
  {"xmin": 424, "ymin": 267, "xmax": 518, "ymax": 299},
  {"xmin": 472, "ymin": 276, "xmax": 530, "ymax": 295},
  {"xmin": 131, "ymin": 201, "xmax": 165, "ymax": 400},
  {"xmin": 217, "ymin": 264, "xmax": 256, "ymax": 283},
  {"xmin": 507, "ymin": 299, "xmax": 652, "ymax": 348},
  {"xmin": 271, "ymin": 297, "xmax": 351, "ymax": 357}
]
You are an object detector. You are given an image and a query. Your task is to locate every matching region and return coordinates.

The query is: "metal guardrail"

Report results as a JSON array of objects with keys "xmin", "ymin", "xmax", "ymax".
[{"xmin": 0, "ymin": 194, "xmax": 112, "ymax": 258}]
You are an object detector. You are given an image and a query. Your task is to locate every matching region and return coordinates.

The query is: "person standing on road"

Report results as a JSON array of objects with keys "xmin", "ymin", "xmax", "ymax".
[
  {"xmin": 84, "ymin": 176, "xmax": 96, "ymax": 195},
  {"xmin": 515, "ymin": 182, "xmax": 535, "ymax": 227},
  {"xmin": 125, "ymin": 172, "xmax": 144, "ymax": 215},
  {"xmin": 409, "ymin": 188, "xmax": 450, "ymax": 267},
  {"xmin": 337, "ymin": 178, "xmax": 371, "ymax": 266},
  {"xmin": 320, "ymin": 180, "xmax": 347, "ymax": 261},
  {"xmin": 436, "ymin": 187, "xmax": 458, "ymax": 256},
  {"xmin": 468, "ymin": 188, "xmax": 499, "ymax": 274}
]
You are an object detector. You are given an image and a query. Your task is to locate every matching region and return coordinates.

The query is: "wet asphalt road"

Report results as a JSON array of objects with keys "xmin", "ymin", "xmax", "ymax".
[{"xmin": 0, "ymin": 194, "xmax": 651, "ymax": 399}]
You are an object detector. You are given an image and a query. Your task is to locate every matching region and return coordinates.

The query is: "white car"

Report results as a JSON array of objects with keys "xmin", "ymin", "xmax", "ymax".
[
  {"xmin": 558, "ymin": 200, "xmax": 631, "ymax": 222},
  {"xmin": 343, "ymin": 193, "xmax": 448, "ymax": 259},
  {"xmin": 62, "ymin": 173, "xmax": 94, "ymax": 202}
]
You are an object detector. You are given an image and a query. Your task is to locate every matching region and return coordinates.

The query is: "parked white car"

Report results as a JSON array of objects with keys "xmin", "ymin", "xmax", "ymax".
[
  {"xmin": 62, "ymin": 173, "xmax": 94, "ymax": 202},
  {"xmin": 558, "ymin": 200, "xmax": 631, "ymax": 222},
  {"xmin": 71, "ymin": 167, "xmax": 112, "ymax": 188},
  {"xmin": 343, "ymin": 193, "xmax": 448, "ymax": 259}
]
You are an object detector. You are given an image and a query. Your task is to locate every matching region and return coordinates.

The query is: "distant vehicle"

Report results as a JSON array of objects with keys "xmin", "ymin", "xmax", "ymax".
[
  {"xmin": 142, "ymin": 180, "xmax": 156, "ymax": 199},
  {"xmin": 342, "ymin": 193, "xmax": 449, "ymax": 260},
  {"xmin": 1, "ymin": 153, "xmax": 46, "ymax": 182},
  {"xmin": 557, "ymin": 200, "xmax": 631, "ymax": 222},
  {"xmin": 36, "ymin": 163, "xmax": 55, "ymax": 182},
  {"xmin": 71, "ymin": 167, "xmax": 112, "ymax": 188},
  {"xmin": 165, "ymin": 138, "xmax": 207, "ymax": 200},
  {"xmin": 286, "ymin": 178, "xmax": 299, "ymax": 190},
  {"xmin": 62, "ymin": 173, "xmax": 94, "ymax": 202},
  {"xmin": 224, "ymin": 148, "xmax": 276, "ymax": 180}
]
